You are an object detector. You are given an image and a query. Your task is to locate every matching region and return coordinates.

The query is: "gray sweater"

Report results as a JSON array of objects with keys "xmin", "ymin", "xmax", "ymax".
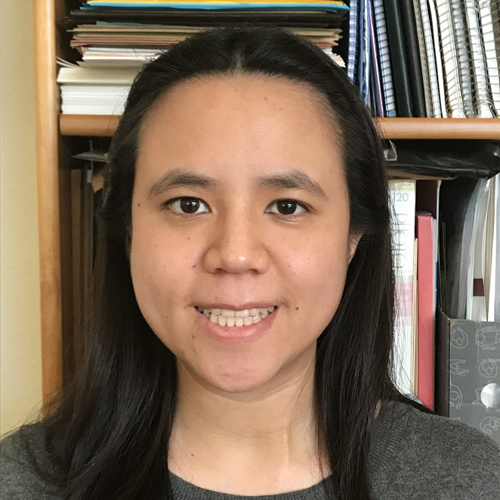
[{"xmin": 1, "ymin": 402, "xmax": 499, "ymax": 499}]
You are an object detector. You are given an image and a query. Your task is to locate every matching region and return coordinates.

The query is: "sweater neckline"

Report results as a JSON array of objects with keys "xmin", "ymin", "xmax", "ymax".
[{"xmin": 169, "ymin": 400, "xmax": 410, "ymax": 499}]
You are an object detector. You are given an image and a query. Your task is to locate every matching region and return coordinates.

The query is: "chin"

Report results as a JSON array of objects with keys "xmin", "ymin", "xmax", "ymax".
[{"xmin": 187, "ymin": 358, "xmax": 284, "ymax": 395}]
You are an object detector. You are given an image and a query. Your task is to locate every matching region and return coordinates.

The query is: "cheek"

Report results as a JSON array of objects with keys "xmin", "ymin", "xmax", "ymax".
[
  {"xmin": 280, "ymin": 230, "xmax": 350, "ymax": 321},
  {"xmin": 129, "ymin": 217, "xmax": 199, "ymax": 330}
]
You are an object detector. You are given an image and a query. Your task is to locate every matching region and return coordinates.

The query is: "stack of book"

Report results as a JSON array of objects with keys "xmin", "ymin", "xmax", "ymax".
[
  {"xmin": 58, "ymin": 0, "xmax": 348, "ymax": 114},
  {"xmin": 347, "ymin": 0, "xmax": 500, "ymax": 118},
  {"xmin": 389, "ymin": 161, "xmax": 500, "ymax": 412}
]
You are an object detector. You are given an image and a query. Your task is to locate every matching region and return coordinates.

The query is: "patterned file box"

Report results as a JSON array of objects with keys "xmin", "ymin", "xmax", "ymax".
[{"xmin": 436, "ymin": 310, "xmax": 500, "ymax": 446}]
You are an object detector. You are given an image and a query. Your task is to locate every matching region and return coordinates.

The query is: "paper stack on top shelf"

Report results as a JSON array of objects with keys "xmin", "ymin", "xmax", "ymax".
[{"xmin": 59, "ymin": 0, "xmax": 348, "ymax": 114}]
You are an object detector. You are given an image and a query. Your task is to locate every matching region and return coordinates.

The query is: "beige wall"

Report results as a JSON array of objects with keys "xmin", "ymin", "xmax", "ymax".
[{"xmin": 0, "ymin": 0, "xmax": 43, "ymax": 435}]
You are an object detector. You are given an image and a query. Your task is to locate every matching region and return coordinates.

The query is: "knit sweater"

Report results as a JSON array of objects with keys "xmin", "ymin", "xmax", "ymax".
[{"xmin": 1, "ymin": 402, "xmax": 499, "ymax": 499}]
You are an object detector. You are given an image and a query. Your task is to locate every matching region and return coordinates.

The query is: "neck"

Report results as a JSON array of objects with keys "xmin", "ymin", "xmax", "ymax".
[{"xmin": 168, "ymin": 352, "xmax": 329, "ymax": 494}]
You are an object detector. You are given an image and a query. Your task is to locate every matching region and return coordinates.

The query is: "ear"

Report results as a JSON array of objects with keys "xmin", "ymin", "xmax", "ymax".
[{"xmin": 348, "ymin": 232, "xmax": 362, "ymax": 264}]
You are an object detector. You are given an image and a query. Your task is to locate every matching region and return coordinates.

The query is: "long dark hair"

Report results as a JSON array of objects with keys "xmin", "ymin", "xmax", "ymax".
[{"xmin": 33, "ymin": 27, "xmax": 414, "ymax": 499}]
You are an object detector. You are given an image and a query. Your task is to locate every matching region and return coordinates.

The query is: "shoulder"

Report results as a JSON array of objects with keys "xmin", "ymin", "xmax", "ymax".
[
  {"xmin": 0, "ymin": 424, "xmax": 61, "ymax": 499},
  {"xmin": 373, "ymin": 401, "xmax": 500, "ymax": 500}
]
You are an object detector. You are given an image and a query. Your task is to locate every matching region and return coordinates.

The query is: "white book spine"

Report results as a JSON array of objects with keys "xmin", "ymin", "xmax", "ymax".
[{"xmin": 389, "ymin": 180, "xmax": 417, "ymax": 396}]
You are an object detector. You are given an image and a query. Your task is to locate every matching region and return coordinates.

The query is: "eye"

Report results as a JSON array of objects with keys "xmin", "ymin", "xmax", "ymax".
[
  {"xmin": 266, "ymin": 199, "xmax": 308, "ymax": 216},
  {"xmin": 165, "ymin": 197, "xmax": 210, "ymax": 215}
]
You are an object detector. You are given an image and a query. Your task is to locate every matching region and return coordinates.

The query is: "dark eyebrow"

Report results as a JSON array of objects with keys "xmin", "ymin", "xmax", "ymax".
[
  {"xmin": 147, "ymin": 168, "xmax": 217, "ymax": 200},
  {"xmin": 256, "ymin": 169, "xmax": 328, "ymax": 200}
]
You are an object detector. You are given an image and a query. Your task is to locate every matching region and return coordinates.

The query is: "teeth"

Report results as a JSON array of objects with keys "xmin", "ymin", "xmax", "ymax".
[{"xmin": 198, "ymin": 306, "xmax": 276, "ymax": 327}]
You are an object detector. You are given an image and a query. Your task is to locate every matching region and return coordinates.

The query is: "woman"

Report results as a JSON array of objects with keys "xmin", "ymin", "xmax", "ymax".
[{"xmin": 1, "ymin": 27, "xmax": 499, "ymax": 500}]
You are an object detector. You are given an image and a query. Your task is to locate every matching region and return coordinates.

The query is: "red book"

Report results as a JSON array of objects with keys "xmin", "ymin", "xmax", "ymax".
[{"xmin": 416, "ymin": 213, "xmax": 434, "ymax": 410}]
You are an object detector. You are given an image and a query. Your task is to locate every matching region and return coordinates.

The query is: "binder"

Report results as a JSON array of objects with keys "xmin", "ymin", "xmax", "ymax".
[
  {"xmin": 384, "ymin": 0, "xmax": 413, "ymax": 117},
  {"xmin": 400, "ymin": 0, "xmax": 426, "ymax": 117},
  {"xmin": 436, "ymin": 0, "xmax": 466, "ymax": 117},
  {"xmin": 373, "ymin": 0, "xmax": 396, "ymax": 116}
]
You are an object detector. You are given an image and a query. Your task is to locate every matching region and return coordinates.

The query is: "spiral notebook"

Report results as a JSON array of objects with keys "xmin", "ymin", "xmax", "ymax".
[
  {"xmin": 436, "ymin": 0, "xmax": 466, "ymax": 117},
  {"xmin": 413, "ymin": 0, "xmax": 433, "ymax": 117},
  {"xmin": 479, "ymin": 1, "xmax": 500, "ymax": 116},
  {"xmin": 464, "ymin": 0, "xmax": 496, "ymax": 118},
  {"xmin": 347, "ymin": 0, "xmax": 359, "ymax": 83},
  {"xmin": 373, "ymin": 0, "xmax": 396, "ymax": 116},
  {"xmin": 418, "ymin": 0, "xmax": 442, "ymax": 117},
  {"xmin": 428, "ymin": 0, "xmax": 448, "ymax": 117},
  {"xmin": 450, "ymin": 0, "xmax": 475, "ymax": 117}
]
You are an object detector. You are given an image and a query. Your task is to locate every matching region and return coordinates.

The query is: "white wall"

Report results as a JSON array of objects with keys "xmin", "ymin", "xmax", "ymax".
[{"xmin": 0, "ymin": 0, "xmax": 43, "ymax": 435}]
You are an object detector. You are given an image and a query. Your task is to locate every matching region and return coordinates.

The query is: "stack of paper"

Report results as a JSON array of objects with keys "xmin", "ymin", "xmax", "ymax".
[{"xmin": 59, "ymin": 0, "xmax": 348, "ymax": 114}]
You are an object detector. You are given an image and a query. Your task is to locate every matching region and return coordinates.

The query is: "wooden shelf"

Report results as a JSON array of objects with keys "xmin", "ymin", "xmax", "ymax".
[{"xmin": 60, "ymin": 115, "xmax": 500, "ymax": 140}]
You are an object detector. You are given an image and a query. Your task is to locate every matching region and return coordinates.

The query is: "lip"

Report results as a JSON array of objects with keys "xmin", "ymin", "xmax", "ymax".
[{"xmin": 194, "ymin": 307, "xmax": 278, "ymax": 342}]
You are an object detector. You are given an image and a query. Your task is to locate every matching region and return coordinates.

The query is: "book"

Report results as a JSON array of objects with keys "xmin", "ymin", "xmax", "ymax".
[
  {"xmin": 416, "ymin": 212, "xmax": 435, "ymax": 410},
  {"xmin": 60, "ymin": 85, "xmax": 129, "ymax": 114},
  {"xmin": 389, "ymin": 180, "xmax": 417, "ymax": 396}
]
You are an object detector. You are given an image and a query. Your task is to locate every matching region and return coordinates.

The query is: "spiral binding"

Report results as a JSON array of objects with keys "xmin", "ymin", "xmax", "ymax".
[
  {"xmin": 464, "ymin": 0, "xmax": 496, "ymax": 117},
  {"xmin": 479, "ymin": 0, "xmax": 500, "ymax": 116},
  {"xmin": 436, "ymin": 0, "xmax": 466, "ymax": 117}
]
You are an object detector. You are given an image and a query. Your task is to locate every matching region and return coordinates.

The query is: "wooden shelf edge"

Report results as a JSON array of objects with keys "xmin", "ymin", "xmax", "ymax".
[
  {"xmin": 60, "ymin": 115, "xmax": 500, "ymax": 140},
  {"xmin": 60, "ymin": 114, "xmax": 121, "ymax": 137},
  {"xmin": 376, "ymin": 118, "xmax": 500, "ymax": 140}
]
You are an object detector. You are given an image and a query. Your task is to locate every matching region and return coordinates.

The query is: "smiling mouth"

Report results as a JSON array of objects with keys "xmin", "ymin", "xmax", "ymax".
[{"xmin": 195, "ymin": 306, "xmax": 277, "ymax": 327}]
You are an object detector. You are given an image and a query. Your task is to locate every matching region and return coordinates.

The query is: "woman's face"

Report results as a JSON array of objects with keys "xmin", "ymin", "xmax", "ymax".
[{"xmin": 131, "ymin": 75, "xmax": 359, "ymax": 394}]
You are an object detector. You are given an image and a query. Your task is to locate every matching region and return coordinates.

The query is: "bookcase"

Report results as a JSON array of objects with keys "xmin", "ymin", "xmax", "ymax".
[{"xmin": 34, "ymin": 0, "xmax": 500, "ymax": 403}]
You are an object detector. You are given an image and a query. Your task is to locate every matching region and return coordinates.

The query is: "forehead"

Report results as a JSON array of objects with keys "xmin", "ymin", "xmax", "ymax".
[{"xmin": 136, "ymin": 74, "xmax": 344, "ymax": 184}]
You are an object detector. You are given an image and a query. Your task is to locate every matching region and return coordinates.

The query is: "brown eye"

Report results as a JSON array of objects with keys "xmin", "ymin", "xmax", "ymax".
[
  {"xmin": 266, "ymin": 199, "xmax": 307, "ymax": 216},
  {"xmin": 181, "ymin": 198, "xmax": 200, "ymax": 213},
  {"xmin": 168, "ymin": 197, "xmax": 209, "ymax": 215}
]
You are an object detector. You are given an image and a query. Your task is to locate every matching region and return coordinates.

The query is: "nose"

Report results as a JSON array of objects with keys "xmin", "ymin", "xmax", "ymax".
[{"xmin": 202, "ymin": 210, "xmax": 271, "ymax": 275}]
